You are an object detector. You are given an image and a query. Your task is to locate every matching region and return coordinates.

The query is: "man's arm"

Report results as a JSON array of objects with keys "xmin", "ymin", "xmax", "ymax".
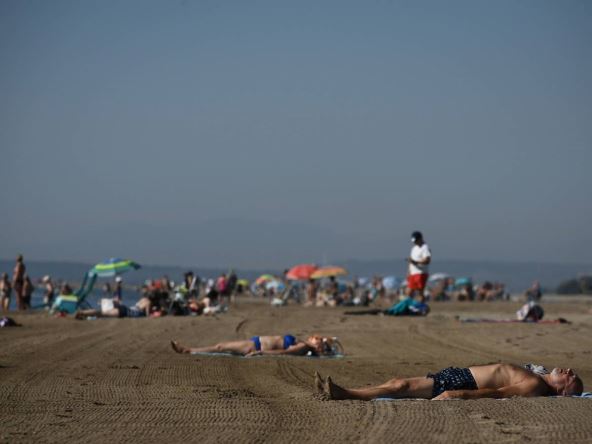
[
  {"xmin": 407, "ymin": 257, "xmax": 431, "ymax": 266},
  {"xmin": 433, "ymin": 380, "xmax": 545, "ymax": 400}
]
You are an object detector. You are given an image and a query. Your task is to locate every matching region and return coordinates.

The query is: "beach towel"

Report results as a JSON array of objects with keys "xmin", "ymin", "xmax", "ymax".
[
  {"xmin": 189, "ymin": 351, "xmax": 344, "ymax": 359},
  {"xmin": 459, "ymin": 318, "xmax": 569, "ymax": 324},
  {"xmin": 373, "ymin": 393, "xmax": 592, "ymax": 401}
]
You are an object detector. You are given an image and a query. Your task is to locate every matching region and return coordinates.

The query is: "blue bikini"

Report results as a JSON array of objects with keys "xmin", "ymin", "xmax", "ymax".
[
  {"xmin": 251, "ymin": 336, "xmax": 262, "ymax": 351},
  {"xmin": 251, "ymin": 335, "xmax": 297, "ymax": 351}
]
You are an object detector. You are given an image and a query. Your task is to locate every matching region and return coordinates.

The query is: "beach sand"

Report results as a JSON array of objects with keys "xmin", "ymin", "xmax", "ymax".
[{"xmin": 1, "ymin": 298, "xmax": 591, "ymax": 443}]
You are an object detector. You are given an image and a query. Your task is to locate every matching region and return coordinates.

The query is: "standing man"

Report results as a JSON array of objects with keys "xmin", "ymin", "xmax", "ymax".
[
  {"xmin": 113, "ymin": 276, "xmax": 123, "ymax": 303},
  {"xmin": 42, "ymin": 275, "xmax": 56, "ymax": 308},
  {"xmin": 407, "ymin": 231, "xmax": 431, "ymax": 302}
]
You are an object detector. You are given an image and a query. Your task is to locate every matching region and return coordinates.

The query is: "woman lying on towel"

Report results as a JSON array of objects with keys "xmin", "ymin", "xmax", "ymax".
[{"xmin": 171, "ymin": 334, "xmax": 343, "ymax": 357}]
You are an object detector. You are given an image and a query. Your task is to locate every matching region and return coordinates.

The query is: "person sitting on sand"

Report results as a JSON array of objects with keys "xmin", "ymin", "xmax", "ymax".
[
  {"xmin": 315, "ymin": 363, "xmax": 583, "ymax": 400},
  {"xmin": 524, "ymin": 280, "xmax": 542, "ymax": 302},
  {"xmin": 171, "ymin": 334, "xmax": 342, "ymax": 357},
  {"xmin": 75, "ymin": 297, "xmax": 152, "ymax": 319}
]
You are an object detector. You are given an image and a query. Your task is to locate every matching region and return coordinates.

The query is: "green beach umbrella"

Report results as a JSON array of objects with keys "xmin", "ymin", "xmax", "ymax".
[{"xmin": 91, "ymin": 258, "xmax": 141, "ymax": 278}]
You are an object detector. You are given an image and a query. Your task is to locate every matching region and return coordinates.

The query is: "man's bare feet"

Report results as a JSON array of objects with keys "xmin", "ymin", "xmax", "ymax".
[
  {"xmin": 324, "ymin": 376, "xmax": 351, "ymax": 400},
  {"xmin": 314, "ymin": 371, "xmax": 325, "ymax": 394},
  {"xmin": 171, "ymin": 340, "xmax": 189, "ymax": 354}
]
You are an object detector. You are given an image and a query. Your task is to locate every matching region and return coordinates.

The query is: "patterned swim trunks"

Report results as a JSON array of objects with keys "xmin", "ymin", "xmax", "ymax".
[{"xmin": 427, "ymin": 367, "xmax": 478, "ymax": 398}]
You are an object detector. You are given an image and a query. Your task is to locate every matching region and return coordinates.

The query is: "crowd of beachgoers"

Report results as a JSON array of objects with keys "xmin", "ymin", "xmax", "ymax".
[{"xmin": 1, "ymin": 253, "xmax": 547, "ymax": 322}]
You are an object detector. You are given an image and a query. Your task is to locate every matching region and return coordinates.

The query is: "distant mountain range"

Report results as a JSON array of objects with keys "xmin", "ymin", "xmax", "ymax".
[{"xmin": 2, "ymin": 258, "xmax": 591, "ymax": 293}]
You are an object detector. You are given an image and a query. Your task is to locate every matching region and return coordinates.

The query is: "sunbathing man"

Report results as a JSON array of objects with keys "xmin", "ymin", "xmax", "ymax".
[
  {"xmin": 171, "ymin": 334, "xmax": 342, "ymax": 357},
  {"xmin": 315, "ymin": 363, "xmax": 583, "ymax": 400},
  {"xmin": 75, "ymin": 297, "xmax": 152, "ymax": 319}
]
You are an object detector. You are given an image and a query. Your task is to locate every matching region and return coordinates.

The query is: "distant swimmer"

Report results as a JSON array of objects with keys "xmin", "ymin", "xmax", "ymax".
[
  {"xmin": 315, "ymin": 363, "xmax": 583, "ymax": 400},
  {"xmin": 171, "ymin": 334, "xmax": 342, "ymax": 357}
]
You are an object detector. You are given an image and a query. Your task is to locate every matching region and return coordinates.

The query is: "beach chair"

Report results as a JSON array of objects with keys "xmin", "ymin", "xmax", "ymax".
[{"xmin": 50, "ymin": 272, "xmax": 97, "ymax": 314}]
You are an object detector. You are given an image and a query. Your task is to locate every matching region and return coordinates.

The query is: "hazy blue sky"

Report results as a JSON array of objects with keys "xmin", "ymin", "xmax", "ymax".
[{"xmin": 1, "ymin": 0, "xmax": 591, "ymax": 269}]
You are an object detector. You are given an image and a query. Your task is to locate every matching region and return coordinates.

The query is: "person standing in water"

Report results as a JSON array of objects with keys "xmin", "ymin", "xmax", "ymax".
[
  {"xmin": 12, "ymin": 255, "xmax": 26, "ymax": 310},
  {"xmin": 22, "ymin": 274, "xmax": 35, "ymax": 310},
  {"xmin": 113, "ymin": 276, "xmax": 123, "ymax": 302},
  {"xmin": 0, "ymin": 273, "xmax": 12, "ymax": 311},
  {"xmin": 43, "ymin": 275, "xmax": 56, "ymax": 308}
]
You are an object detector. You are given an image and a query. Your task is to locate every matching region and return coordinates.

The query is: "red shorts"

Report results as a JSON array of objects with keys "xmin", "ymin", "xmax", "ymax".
[{"xmin": 408, "ymin": 273, "xmax": 428, "ymax": 291}]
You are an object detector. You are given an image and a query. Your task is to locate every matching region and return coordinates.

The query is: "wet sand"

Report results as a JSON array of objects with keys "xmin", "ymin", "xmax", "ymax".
[{"xmin": 1, "ymin": 298, "xmax": 592, "ymax": 443}]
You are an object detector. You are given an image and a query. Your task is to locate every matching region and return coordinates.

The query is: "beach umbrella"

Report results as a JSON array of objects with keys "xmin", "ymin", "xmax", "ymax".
[
  {"xmin": 91, "ymin": 258, "xmax": 141, "ymax": 278},
  {"xmin": 428, "ymin": 273, "xmax": 451, "ymax": 282},
  {"xmin": 382, "ymin": 276, "xmax": 403, "ymax": 290},
  {"xmin": 237, "ymin": 279, "xmax": 250, "ymax": 288},
  {"xmin": 255, "ymin": 274, "xmax": 275, "ymax": 286},
  {"xmin": 286, "ymin": 264, "xmax": 318, "ymax": 280},
  {"xmin": 311, "ymin": 266, "xmax": 348, "ymax": 279},
  {"xmin": 455, "ymin": 277, "xmax": 472, "ymax": 287}
]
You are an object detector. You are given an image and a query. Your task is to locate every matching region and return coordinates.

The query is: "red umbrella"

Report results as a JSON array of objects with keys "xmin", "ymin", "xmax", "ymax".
[{"xmin": 286, "ymin": 264, "xmax": 318, "ymax": 280}]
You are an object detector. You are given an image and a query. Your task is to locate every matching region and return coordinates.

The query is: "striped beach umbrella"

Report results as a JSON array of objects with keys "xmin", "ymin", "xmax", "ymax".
[
  {"xmin": 255, "ymin": 274, "xmax": 276, "ymax": 286},
  {"xmin": 311, "ymin": 266, "xmax": 348, "ymax": 279},
  {"xmin": 91, "ymin": 258, "xmax": 141, "ymax": 278}
]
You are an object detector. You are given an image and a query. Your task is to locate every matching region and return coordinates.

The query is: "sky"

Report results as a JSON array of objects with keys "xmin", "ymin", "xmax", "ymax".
[{"xmin": 1, "ymin": 0, "xmax": 591, "ymax": 269}]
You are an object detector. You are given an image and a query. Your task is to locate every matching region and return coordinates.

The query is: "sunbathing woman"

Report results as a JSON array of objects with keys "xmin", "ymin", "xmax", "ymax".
[{"xmin": 171, "ymin": 334, "xmax": 342, "ymax": 357}]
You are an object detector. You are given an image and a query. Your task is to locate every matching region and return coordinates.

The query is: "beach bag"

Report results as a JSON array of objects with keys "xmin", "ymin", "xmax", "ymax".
[
  {"xmin": 385, "ymin": 298, "xmax": 429, "ymax": 316},
  {"xmin": 516, "ymin": 302, "xmax": 544, "ymax": 321}
]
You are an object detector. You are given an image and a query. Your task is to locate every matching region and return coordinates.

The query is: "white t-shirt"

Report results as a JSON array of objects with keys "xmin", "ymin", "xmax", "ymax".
[{"xmin": 409, "ymin": 243, "xmax": 431, "ymax": 275}]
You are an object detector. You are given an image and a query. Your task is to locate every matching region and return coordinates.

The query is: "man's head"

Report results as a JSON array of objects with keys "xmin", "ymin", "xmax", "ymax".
[
  {"xmin": 547, "ymin": 368, "xmax": 583, "ymax": 396},
  {"xmin": 411, "ymin": 231, "xmax": 424, "ymax": 245}
]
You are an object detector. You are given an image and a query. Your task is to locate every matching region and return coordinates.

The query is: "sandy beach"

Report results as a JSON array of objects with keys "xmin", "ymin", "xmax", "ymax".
[{"xmin": 1, "ymin": 298, "xmax": 591, "ymax": 443}]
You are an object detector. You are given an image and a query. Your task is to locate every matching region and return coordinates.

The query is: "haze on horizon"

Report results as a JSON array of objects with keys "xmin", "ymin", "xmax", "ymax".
[{"xmin": 1, "ymin": 0, "xmax": 591, "ymax": 270}]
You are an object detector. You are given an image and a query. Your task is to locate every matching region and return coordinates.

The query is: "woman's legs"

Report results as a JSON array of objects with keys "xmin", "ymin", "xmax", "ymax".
[
  {"xmin": 171, "ymin": 339, "xmax": 255, "ymax": 355},
  {"xmin": 316, "ymin": 372, "xmax": 434, "ymax": 400},
  {"xmin": 14, "ymin": 283, "xmax": 23, "ymax": 310}
]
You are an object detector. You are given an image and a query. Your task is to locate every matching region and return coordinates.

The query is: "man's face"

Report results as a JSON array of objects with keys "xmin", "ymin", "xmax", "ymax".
[{"xmin": 549, "ymin": 368, "xmax": 581, "ymax": 395}]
